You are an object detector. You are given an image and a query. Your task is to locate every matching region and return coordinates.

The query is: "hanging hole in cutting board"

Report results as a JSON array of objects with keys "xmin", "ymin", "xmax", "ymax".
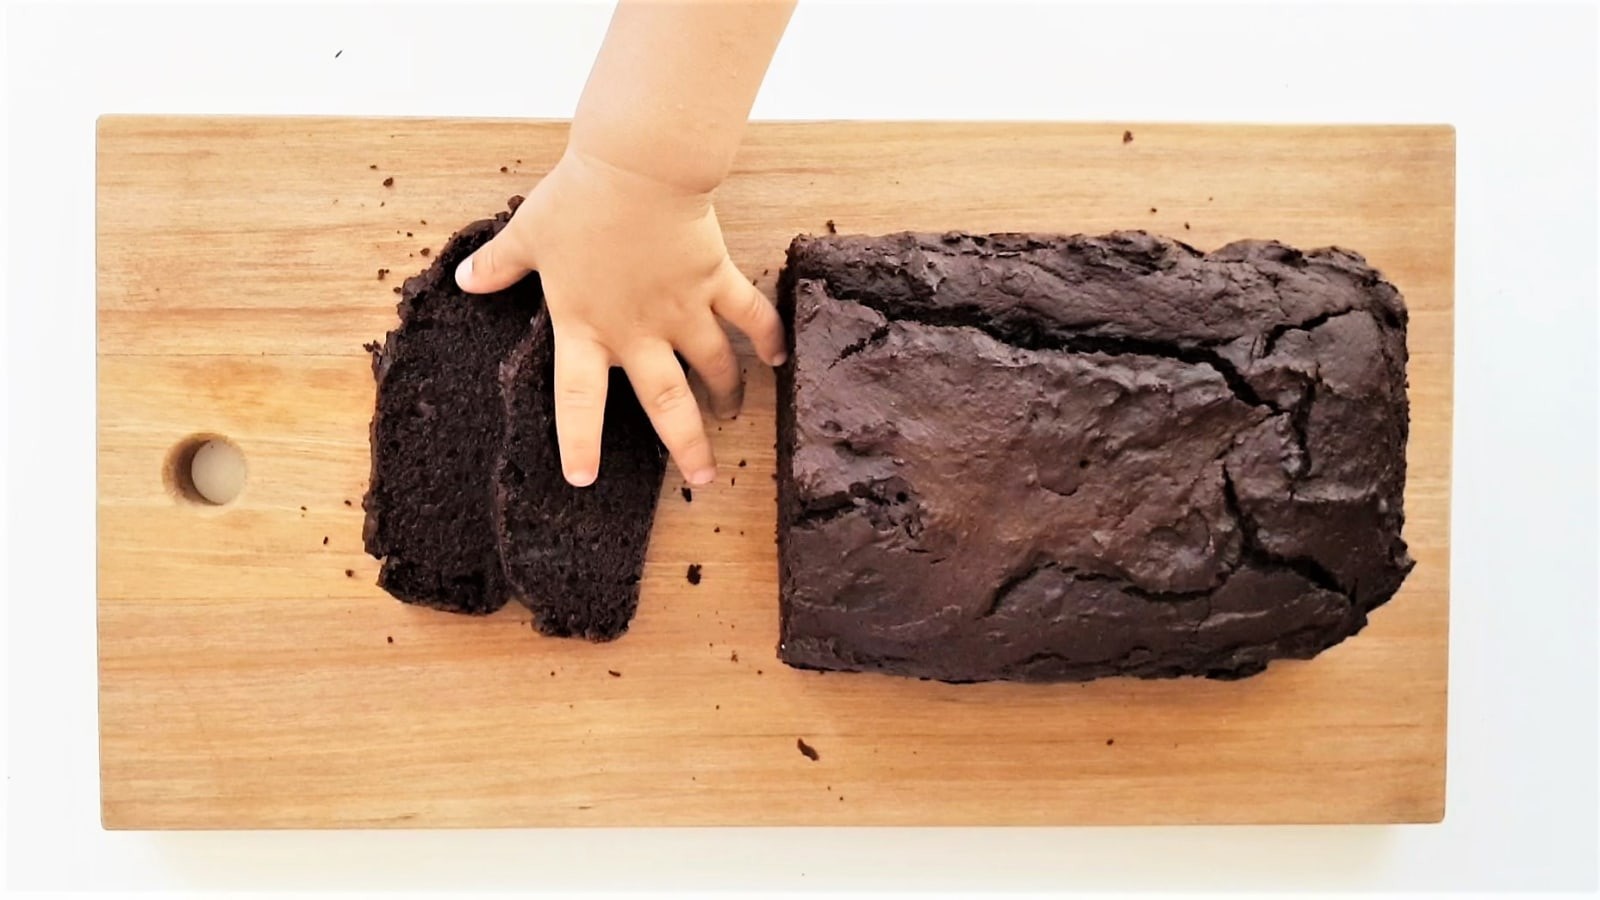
[{"xmin": 164, "ymin": 434, "xmax": 246, "ymax": 506}]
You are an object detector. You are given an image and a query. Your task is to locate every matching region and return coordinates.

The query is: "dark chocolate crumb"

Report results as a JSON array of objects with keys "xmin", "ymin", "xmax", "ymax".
[
  {"xmin": 730, "ymin": 650, "xmax": 739, "ymax": 662},
  {"xmin": 420, "ymin": 219, "xmax": 426, "ymax": 225},
  {"xmin": 344, "ymin": 569, "xmax": 354, "ymax": 578},
  {"xmin": 379, "ymin": 201, "xmax": 385, "ymax": 207},
  {"xmin": 825, "ymin": 219, "xmax": 837, "ymax": 234},
  {"xmin": 405, "ymin": 231, "xmax": 413, "ymax": 237},
  {"xmin": 687, "ymin": 564, "xmax": 703, "ymax": 585},
  {"xmin": 796, "ymin": 738, "xmax": 819, "ymax": 761},
  {"xmin": 713, "ymin": 526, "xmax": 721, "ymax": 533},
  {"xmin": 507, "ymin": 194, "xmax": 524, "ymax": 212},
  {"xmin": 392, "ymin": 286, "xmax": 402, "ymax": 295},
  {"xmin": 386, "ymin": 635, "xmax": 393, "ymax": 644},
  {"xmin": 680, "ymin": 486, "xmax": 693, "ymax": 503},
  {"xmin": 419, "ymin": 247, "xmax": 430, "ymax": 257},
  {"xmin": 838, "ymin": 796, "xmax": 844, "ymax": 802},
  {"xmin": 1106, "ymin": 738, "xmax": 1115, "ymax": 746},
  {"xmin": 607, "ymin": 669, "xmax": 621, "ymax": 678},
  {"xmin": 730, "ymin": 477, "xmax": 736, "ymax": 486},
  {"xmin": 299, "ymin": 506, "xmax": 307, "ymax": 512},
  {"xmin": 369, "ymin": 164, "xmax": 378, "ymax": 170},
  {"xmin": 381, "ymin": 177, "xmax": 394, "ymax": 188},
  {"xmin": 756, "ymin": 669, "xmax": 764, "ymax": 675},
  {"xmin": 1122, "ymin": 130, "xmax": 1134, "ymax": 144},
  {"xmin": 516, "ymin": 159, "xmax": 522, "ymax": 164},
  {"xmin": 715, "ymin": 704, "xmax": 720, "ymax": 710},
  {"xmin": 550, "ymin": 670, "xmax": 556, "ymax": 677},
  {"xmin": 1184, "ymin": 222, "xmax": 1191, "ymax": 231},
  {"xmin": 321, "ymin": 536, "xmax": 329, "ymax": 545},
  {"xmin": 737, "ymin": 459, "xmax": 747, "ymax": 467},
  {"xmin": 761, "ymin": 269, "xmax": 769, "ymax": 276},
  {"xmin": 1149, "ymin": 207, "xmax": 1158, "ymax": 214},
  {"xmin": 500, "ymin": 166, "xmax": 508, "ymax": 173},
  {"xmin": 344, "ymin": 499, "xmax": 353, "ymax": 507},
  {"xmin": 377, "ymin": 268, "xmax": 389, "ymax": 280},
  {"xmin": 1208, "ymin": 196, "xmax": 1214, "ymax": 202}
]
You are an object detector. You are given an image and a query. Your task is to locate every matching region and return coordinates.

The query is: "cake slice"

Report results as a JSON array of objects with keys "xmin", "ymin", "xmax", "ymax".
[
  {"xmin": 365, "ymin": 198, "xmax": 668, "ymax": 634},
  {"xmin": 494, "ymin": 309, "xmax": 668, "ymax": 641},
  {"xmin": 363, "ymin": 206, "xmax": 537, "ymax": 614}
]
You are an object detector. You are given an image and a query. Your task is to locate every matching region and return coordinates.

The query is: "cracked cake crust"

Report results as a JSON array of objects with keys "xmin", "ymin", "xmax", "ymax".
[{"xmin": 775, "ymin": 231, "xmax": 1414, "ymax": 682}]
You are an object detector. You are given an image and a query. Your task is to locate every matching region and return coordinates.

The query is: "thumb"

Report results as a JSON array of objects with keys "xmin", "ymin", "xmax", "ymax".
[{"xmin": 455, "ymin": 223, "xmax": 536, "ymax": 294}]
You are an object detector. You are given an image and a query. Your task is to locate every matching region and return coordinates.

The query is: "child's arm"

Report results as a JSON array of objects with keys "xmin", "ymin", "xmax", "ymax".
[{"xmin": 457, "ymin": 0, "xmax": 796, "ymax": 488}]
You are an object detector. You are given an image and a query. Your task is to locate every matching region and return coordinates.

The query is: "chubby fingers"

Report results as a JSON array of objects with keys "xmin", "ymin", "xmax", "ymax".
[
  {"xmin": 676, "ymin": 315, "xmax": 744, "ymax": 420},
  {"xmin": 711, "ymin": 261, "xmax": 787, "ymax": 367},
  {"xmin": 621, "ymin": 344, "xmax": 717, "ymax": 485},
  {"xmin": 552, "ymin": 332, "xmax": 611, "ymax": 487}
]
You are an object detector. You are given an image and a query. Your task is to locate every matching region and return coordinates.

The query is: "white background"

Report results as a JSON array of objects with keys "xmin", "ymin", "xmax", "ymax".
[{"xmin": 4, "ymin": 0, "xmax": 1598, "ymax": 894}]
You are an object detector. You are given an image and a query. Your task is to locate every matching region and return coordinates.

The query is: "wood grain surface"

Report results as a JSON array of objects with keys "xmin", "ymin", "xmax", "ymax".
[{"xmin": 96, "ymin": 118, "xmax": 1453, "ymax": 828}]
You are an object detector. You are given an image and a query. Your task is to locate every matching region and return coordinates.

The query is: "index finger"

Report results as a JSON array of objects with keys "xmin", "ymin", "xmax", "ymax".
[{"xmin": 552, "ymin": 333, "xmax": 611, "ymax": 487}]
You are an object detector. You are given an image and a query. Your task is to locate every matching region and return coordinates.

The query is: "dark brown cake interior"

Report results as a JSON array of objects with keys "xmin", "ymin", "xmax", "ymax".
[
  {"xmin": 364, "ymin": 201, "xmax": 666, "ymax": 632},
  {"xmin": 363, "ymin": 210, "xmax": 536, "ymax": 614},
  {"xmin": 494, "ymin": 310, "xmax": 667, "ymax": 641}
]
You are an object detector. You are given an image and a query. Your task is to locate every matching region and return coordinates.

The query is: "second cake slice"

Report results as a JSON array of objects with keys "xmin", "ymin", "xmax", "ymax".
[{"xmin": 494, "ymin": 308, "xmax": 669, "ymax": 641}]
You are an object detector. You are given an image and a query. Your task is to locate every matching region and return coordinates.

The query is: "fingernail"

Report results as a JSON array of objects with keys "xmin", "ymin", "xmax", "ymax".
[
  {"xmin": 771, "ymin": 352, "xmax": 788, "ymax": 366},
  {"xmin": 566, "ymin": 469, "xmax": 595, "ymax": 487},
  {"xmin": 454, "ymin": 255, "xmax": 473, "ymax": 287},
  {"xmin": 689, "ymin": 467, "xmax": 717, "ymax": 486}
]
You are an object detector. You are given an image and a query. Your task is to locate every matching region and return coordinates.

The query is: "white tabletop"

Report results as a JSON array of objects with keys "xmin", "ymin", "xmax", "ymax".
[{"xmin": 5, "ymin": 0, "xmax": 1596, "ymax": 893}]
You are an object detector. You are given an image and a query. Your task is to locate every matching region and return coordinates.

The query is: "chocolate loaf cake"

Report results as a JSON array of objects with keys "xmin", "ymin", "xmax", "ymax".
[
  {"xmin": 775, "ymin": 231, "xmax": 1414, "ymax": 682},
  {"xmin": 494, "ymin": 309, "xmax": 667, "ymax": 641},
  {"xmin": 364, "ymin": 201, "xmax": 667, "ymax": 632},
  {"xmin": 363, "ymin": 209, "xmax": 536, "ymax": 614}
]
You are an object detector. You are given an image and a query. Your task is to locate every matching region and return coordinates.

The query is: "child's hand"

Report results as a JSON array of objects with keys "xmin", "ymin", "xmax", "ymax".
[{"xmin": 455, "ymin": 149, "xmax": 785, "ymax": 488}]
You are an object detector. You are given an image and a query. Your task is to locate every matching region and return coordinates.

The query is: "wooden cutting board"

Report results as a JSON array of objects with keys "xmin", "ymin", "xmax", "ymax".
[{"xmin": 96, "ymin": 117, "xmax": 1453, "ymax": 828}]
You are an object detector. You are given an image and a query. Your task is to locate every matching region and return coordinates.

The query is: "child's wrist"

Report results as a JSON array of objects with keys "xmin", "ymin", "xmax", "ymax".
[
  {"xmin": 558, "ymin": 144, "xmax": 717, "ymax": 215},
  {"xmin": 565, "ymin": 122, "xmax": 726, "ymax": 199}
]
